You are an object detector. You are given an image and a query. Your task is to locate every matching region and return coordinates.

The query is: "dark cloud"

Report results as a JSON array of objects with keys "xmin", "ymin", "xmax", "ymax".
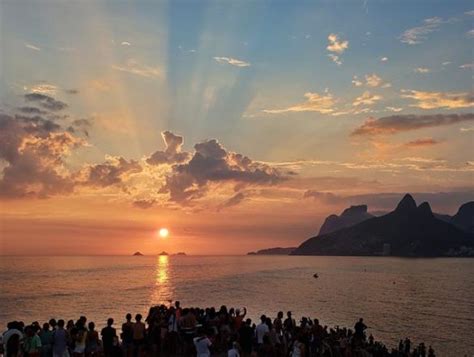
[
  {"xmin": 352, "ymin": 113, "xmax": 474, "ymax": 136},
  {"xmin": 82, "ymin": 157, "xmax": 142, "ymax": 187},
  {"xmin": 67, "ymin": 118, "xmax": 92, "ymax": 137},
  {"xmin": 217, "ymin": 192, "xmax": 246, "ymax": 211},
  {"xmin": 24, "ymin": 93, "xmax": 68, "ymax": 111},
  {"xmin": 0, "ymin": 114, "xmax": 83, "ymax": 198},
  {"xmin": 161, "ymin": 137, "xmax": 285, "ymax": 204},
  {"xmin": 133, "ymin": 199, "xmax": 156, "ymax": 209},
  {"xmin": 65, "ymin": 89, "xmax": 79, "ymax": 95},
  {"xmin": 146, "ymin": 131, "xmax": 190, "ymax": 165},
  {"xmin": 17, "ymin": 106, "xmax": 47, "ymax": 115}
]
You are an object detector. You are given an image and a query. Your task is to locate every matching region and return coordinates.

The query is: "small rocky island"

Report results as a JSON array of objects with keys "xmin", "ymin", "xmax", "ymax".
[
  {"xmin": 158, "ymin": 251, "xmax": 169, "ymax": 256},
  {"xmin": 133, "ymin": 251, "xmax": 144, "ymax": 256}
]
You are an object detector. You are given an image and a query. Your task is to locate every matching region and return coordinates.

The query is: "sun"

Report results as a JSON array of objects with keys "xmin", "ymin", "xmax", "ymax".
[{"xmin": 158, "ymin": 228, "xmax": 169, "ymax": 239}]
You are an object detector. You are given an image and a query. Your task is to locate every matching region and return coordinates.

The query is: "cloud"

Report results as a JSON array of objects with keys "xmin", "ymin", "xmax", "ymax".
[
  {"xmin": 404, "ymin": 138, "xmax": 440, "ymax": 147},
  {"xmin": 112, "ymin": 59, "xmax": 162, "ymax": 78},
  {"xmin": 213, "ymin": 56, "xmax": 251, "ymax": 67},
  {"xmin": 365, "ymin": 73, "xmax": 383, "ymax": 87},
  {"xmin": 400, "ymin": 17, "xmax": 445, "ymax": 45},
  {"xmin": 64, "ymin": 89, "xmax": 79, "ymax": 95},
  {"xmin": 380, "ymin": 57, "xmax": 388, "ymax": 62},
  {"xmin": 133, "ymin": 199, "xmax": 156, "ymax": 209},
  {"xmin": 0, "ymin": 113, "xmax": 85, "ymax": 198},
  {"xmin": 467, "ymin": 29, "xmax": 474, "ymax": 38},
  {"xmin": 401, "ymin": 89, "xmax": 474, "ymax": 109},
  {"xmin": 146, "ymin": 131, "xmax": 190, "ymax": 165},
  {"xmin": 385, "ymin": 106, "xmax": 403, "ymax": 112},
  {"xmin": 352, "ymin": 76, "xmax": 363, "ymax": 87},
  {"xmin": 217, "ymin": 192, "xmax": 246, "ymax": 211},
  {"xmin": 24, "ymin": 83, "xmax": 58, "ymax": 96},
  {"xmin": 121, "ymin": 41, "xmax": 131, "ymax": 46},
  {"xmin": 160, "ymin": 139, "xmax": 284, "ymax": 204},
  {"xmin": 352, "ymin": 113, "xmax": 474, "ymax": 136},
  {"xmin": 67, "ymin": 118, "xmax": 92, "ymax": 137},
  {"xmin": 352, "ymin": 91, "xmax": 382, "ymax": 106},
  {"xmin": 24, "ymin": 93, "xmax": 68, "ymax": 111},
  {"xmin": 327, "ymin": 34, "xmax": 348, "ymax": 65},
  {"xmin": 365, "ymin": 73, "xmax": 391, "ymax": 88},
  {"xmin": 328, "ymin": 54, "xmax": 342, "ymax": 66},
  {"xmin": 81, "ymin": 156, "xmax": 142, "ymax": 188},
  {"xmin": 17, "ymin": 106, "xmax": 47, "ymax": 115},
  {"xmin": 327, "ymin": 33, "xmax": 349, "ymax": 54},
  {"xmin": 460, "ymin": 126, "xmax": 474, "ymax": 132},
  {"xmin": 303, "ymin": 190, "xmax": 340, "ymax": 204},
  {"xmin": 263, "ymin": 91, "xmax": 337, "ymax": 114},
  {"xmin": 353, "ymin": 74, "xmax": 390, "ymax": 88},
  {"xmin": 25, "ymin": 43, "xmax": 41, "ymax": 51},
  {"xmin": 459, "ymin": 63, "xmax": 474, "ymax": 69},
  {"xmin": 414, "ymin": 67, "xmax": 430, "ymax": 73}
]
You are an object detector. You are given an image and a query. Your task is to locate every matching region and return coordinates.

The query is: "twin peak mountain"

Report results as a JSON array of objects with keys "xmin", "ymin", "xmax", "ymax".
[{"xmin": 292, "ymin": 194, "xmax": 474, "ymax": 257}]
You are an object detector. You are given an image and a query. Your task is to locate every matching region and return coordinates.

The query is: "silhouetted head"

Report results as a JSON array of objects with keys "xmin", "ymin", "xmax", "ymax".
[
  {"xmin": 43, "ymin": 323, "xmax": 50, "ymax": 331},
  {"xmin": 135, "ymin": 314, "xmax": 142, "ymax": 322},
  {"xmin": 126, "ymin": 313, "xmax": 132, "ymax": 321},
  {"xmin": 245, "ymin": 318, "xmax": 252, "ymax": 325},
  {"xmin": 175, "ymin": 301, "xmax": 180, "ymax": 309},
  {"xmin": 277, "ymin": 311, "xmax": 283, "ymax": 319},
  {"xmin": 88, "ymin": 322, "xmax": 95, "ymax": 331},
  {"xmin": 260, "ymin": 315, "xmax": 266, "ymax": 323},
  {"xmin": 49, "ymin": 319, "xmax": 57, "ymax": 328},
  {"xmin": 57, "ymin": 320, "xmax": 65, "ymax": 328},
  {"xmin": 287, "ymin": 311, "xmax": 292, "ymax": 317},
  {"xmin": 107, "ymin": 318, "xmax": 114, "ymax": 326},
  {"xmin": 359, "ymin": 318, "xmax": 363, "ymax": 323}
]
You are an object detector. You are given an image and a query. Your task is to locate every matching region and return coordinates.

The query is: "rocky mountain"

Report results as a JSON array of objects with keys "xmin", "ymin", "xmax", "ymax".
[
  {"xmin": 292, "ymin": 194, "xmax": 474, "ymax": 257},
  {"xmin": 450, "ymin": 201, "xmax": 474, "ymax": 233},
  {"xmin": 319, "ymin": 205, "xmax": 373, "ymax": 235},
  {"xmin": 247, "ymin": 247, "xmax": 296, "ymax": 255}
]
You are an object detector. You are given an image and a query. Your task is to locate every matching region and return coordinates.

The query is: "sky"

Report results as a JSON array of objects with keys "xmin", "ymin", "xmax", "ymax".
[{"xmin": 0, "ymin": 0, "xmax": 473, "ymax": 255}]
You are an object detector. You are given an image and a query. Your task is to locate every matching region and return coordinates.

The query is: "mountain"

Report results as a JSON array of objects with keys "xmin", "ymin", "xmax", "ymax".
[
  {"xmin": 292, "ymin": 194, "xmax": 474, "ymax": 257},
  {"xmin": 133, "ymin": 251, "xmax": 144, "ymax": 256},
  {"xmin": 451, "ymin": 201, "xmax": 474, "ymax": 233},
  {"xmin": 247, "ymin": 247, "xmax": 296, "ymax": 255},
  {"xmin": 319, "ymin": 205, "xmax": 373, "ymax": 235}
]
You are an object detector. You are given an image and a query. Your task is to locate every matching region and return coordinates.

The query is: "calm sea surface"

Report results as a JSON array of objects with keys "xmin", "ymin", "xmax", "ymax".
[{"xmin": 0, "ymin": 256, "xmax": 473, "ymax": 355}]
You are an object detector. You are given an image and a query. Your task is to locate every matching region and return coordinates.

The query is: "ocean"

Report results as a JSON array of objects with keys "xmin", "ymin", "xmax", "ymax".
[{"xmin": 0, "ymin": 256, "xmax": 473, "ymax": 355}]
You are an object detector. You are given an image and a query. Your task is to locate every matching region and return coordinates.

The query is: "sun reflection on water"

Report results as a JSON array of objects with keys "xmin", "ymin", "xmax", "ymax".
[{"xmin": 151, "ymin": 255, "xmax": 173, "ymax": 304}]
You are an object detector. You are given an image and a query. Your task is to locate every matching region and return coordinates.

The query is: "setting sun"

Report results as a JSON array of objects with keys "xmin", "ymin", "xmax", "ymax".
[{"xmin": 158, "ymin": 228, "xmax": 169, "ymax": 239}]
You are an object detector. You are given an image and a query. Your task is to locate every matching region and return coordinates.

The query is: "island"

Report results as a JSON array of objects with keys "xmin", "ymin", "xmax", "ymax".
[
  {"xmin": 133, "ymin": 252, "xmax": 144, "ymax": 256},
  {"xmin": 158, "ymin": 251, "xmax": 169, "ymax": 256},
  {"xmin": 172, "ymin": 252, "xmax": 187, "ymax": 256}
]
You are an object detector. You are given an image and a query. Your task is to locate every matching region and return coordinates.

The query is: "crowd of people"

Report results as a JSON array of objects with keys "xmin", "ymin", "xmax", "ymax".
[{"xmin": 1, "ymin": 302, "xmax": 437, "ymax": 357}]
